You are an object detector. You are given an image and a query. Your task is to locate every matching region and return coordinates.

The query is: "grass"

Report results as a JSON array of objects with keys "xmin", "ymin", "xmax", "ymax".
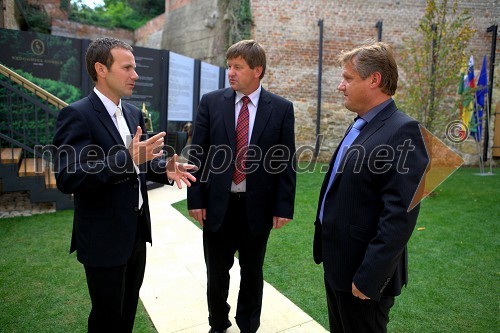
[
  {"xmin": 173, "ymin": 166, "xmax": 500, "ymax": 332},
  {"xmin": 388, "ymin": 167, "xmax": 499, "ymax": 332},
  {"xmin": 0, "ymin": 211, "xmax": 156, "ymax": 333},
  {"xmin": 1, "ymin": 167, "xmax": 498, "ymax": 332}
]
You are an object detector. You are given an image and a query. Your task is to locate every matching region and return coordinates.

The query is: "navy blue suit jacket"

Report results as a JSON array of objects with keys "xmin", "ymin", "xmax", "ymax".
[
  {"xmin": 53, "ymin": 91, "xmax": 170, "ymax": 267},
  {"xmin": 313, "ymin": 101, "xmax": 429, "ymax": 301},
  {"xmin": 187, "ymin": 88, "xmax": 296, "ymax": 234}
]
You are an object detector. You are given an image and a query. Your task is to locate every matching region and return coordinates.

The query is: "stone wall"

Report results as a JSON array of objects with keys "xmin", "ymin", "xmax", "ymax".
[
  {"xmin": 51, "ymin": 18, "xmax": 134, "ymax": 45},
  {"xmin": 6, "ymin": 0, "xmax": 500, "ymax": 165},
  {"xmin": 161, "ymin": 0, "xmax": 228, "ymax": 66},
  {"xmin": 249, "ymin": 0, "xmax": 499, "ymax": 163},
  {"xmin": 1, "ymin": 0, "xmax": 21, "ymax": 30},
  {"xmin": 134, "ymin": 14, "xmax": 165, "ymax": 49},
  {"xmin": 158, "ymin": 0, "xmax": 499, "ymax": 165}
]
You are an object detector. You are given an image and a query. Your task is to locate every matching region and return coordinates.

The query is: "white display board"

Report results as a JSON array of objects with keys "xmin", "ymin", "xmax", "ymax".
[
  {"xmin": 199, "ymin": 62, "xmax": 220, "ymax": 99},
  {"xmin": 224, "ymin": 68, "xmax": 230, "ymax": 88},
  {"xmin": 168, "ymin": 52, "xmax": 195, "ymax": 121}
]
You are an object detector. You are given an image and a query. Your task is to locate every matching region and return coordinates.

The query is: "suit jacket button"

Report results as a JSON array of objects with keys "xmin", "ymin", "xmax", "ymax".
[
  {"xmin": 133, "ymin": 184, "xmax": 138, "ymax": 189},
  {"xmin": 134, "ymin": 207, "xmax": 139, "ymax": 212}
]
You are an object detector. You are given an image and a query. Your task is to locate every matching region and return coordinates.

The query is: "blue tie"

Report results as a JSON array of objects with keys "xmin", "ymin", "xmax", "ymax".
[{"xmin": 319, "ymin": 117, "xmax": 367, "ymax": 223}]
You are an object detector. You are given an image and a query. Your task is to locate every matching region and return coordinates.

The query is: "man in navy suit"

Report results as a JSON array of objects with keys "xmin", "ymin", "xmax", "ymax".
[
  {"xmin": 313, "ymin": 42, "xmax": 429, "ymax": 333},
  {"xmin": 53, "ymin": 37, "xmax": 196, "ymax": 332},
  {"xmin": 187, "ymin": 40, "xmax": 296, "ymax": 333}
]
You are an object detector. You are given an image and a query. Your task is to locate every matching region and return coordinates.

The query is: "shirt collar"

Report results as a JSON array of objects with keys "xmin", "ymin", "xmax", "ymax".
[
  {"xmin": 235, "ymin": 84, "xmax": 262, "ymax": 107},
  {"xmin": 360, "ymin": 98, "xmax": 392, "ymax": 123},
  {"xmin": 94, "ymin": 87, "xmax": 122, "ymax": 116}
]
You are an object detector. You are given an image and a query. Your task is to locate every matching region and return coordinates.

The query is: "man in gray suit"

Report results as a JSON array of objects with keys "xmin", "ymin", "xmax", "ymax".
[{"xmin": 314, "ymin": 42, "xmax": 429, "ymax": 333}]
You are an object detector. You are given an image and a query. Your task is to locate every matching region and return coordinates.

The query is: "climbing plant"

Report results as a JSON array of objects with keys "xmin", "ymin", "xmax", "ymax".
[
  {"xmin": 17, "ymin": 0, "xmax": 51, "ymax": 34},
  {"xmin": 223, "ymin": 0, "xmax": 253, "ymax": 47},
  {"xmin": 397, "ymin": 0, "xmax": 475, "ymax": 135}
]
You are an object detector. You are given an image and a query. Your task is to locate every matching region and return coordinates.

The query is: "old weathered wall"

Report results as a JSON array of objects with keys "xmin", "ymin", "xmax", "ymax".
[
  {"xmin": 135, "ymin": 13, "xmax": 165, "ymax": 49},
  {"xmin": 51, "ymin": 18, "xmax": 134, "ymax": 45},
  {"xmin": 159, "ymin": 0, "xmax": 499, "ymax": 164},
  {"xmin": 6, "ymin": 0, "xmax": 500, "ymax": 164},
  {"xmin": 250, "ymin": 0, "xmax": 499, "ymax": 163},
  {"xmin": 1, "ymin": 0, "xmax": 21, "ymax": 29},
  {"xmin": 161, "ymin": 0, "xmax": 228, "ymax": 65}
]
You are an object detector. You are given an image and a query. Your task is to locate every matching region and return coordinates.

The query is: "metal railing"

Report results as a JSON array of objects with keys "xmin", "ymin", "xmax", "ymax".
[{"xmin": 0, "ymin": 63, "xmax": 68, "ymax": 110}]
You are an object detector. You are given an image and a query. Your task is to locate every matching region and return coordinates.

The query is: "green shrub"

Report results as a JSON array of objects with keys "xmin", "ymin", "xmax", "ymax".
[{"xmin": 0, "ymin": 69, "xmax": 82, "ymax": 147}]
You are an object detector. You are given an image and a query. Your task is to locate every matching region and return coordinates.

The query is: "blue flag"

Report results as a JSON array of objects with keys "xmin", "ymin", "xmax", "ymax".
[{"xmin": 471, "ymin": 55, "xmax": 487, "ymax": 142}]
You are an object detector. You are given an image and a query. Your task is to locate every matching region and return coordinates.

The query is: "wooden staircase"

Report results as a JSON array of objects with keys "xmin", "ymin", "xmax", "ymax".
[
  {"xmin": 0, "ymin": 148, "xmax": 22, "ymax": 164},
  {"xmin": 0, "ymin": 147, "xmax": 73, "ymax": 210},
  {"xmin": 1, "ymin": 63, "xmax": 73, "ymax": 211}
]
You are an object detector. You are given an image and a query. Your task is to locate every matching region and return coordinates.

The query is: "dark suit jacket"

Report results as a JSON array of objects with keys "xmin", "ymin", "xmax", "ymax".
[
  {"xmin": 53, "ymin": 91, "xmax": 170, "ymax": 267},
  {"xmin": 187, "ymin": 88, "xmax": 296, "ymax": 234},
  {"xmin": 313, "ymin": 101, "xmax": 429, "ymax": 301}
]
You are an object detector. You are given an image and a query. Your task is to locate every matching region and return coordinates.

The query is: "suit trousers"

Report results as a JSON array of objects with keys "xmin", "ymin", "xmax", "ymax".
[
  {"xmin": 203, "ymin": 194, "xmax": 271, "ymax": 333},
  {"xmin": 325, "ymin": 278, "xmax": 395, "ymax": 333},
  {"xmin": 83, "ymin": 216, "xmax": 147, "ymax": 333}
]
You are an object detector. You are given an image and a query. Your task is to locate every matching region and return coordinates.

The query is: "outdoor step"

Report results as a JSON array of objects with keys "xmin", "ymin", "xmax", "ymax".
[
  {"xmin": 19, "ymin": 158, "xmax": 46, "ymax": 177},
  {"xmin": 1, "ymin": 148, "xmax": 22, "ymax": 164},
  {"xmin": 18, "ymin": 158, "xmax": 57, "ymax": 189},
  {"xmin": 44, "ymin": 171, "xmax": 57, "ymax": 189}
]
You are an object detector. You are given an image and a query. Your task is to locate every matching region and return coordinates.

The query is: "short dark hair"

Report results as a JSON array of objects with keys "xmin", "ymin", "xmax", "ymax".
[
  {"xmin": 336, "ymin": 41, "xmax": 398, "ymax": 95},
  {"xmin": 85, "ymin": 37, "xmax": 133, "ymax": 82},
  {"xmin": 226, "ymin": 40, "xmax": 266, "ymax": 79}
]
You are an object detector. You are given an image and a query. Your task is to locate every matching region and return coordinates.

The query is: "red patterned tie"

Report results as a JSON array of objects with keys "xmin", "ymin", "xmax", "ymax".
[{"xmin": 233, "ymin": 96, "xmax": 250, "ymax": 184}]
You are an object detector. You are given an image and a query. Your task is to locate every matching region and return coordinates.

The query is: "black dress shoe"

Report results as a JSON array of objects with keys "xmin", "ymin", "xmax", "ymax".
[{"xmin": 208, "ymin": 329, "xmax": 226, "ymax": 333}]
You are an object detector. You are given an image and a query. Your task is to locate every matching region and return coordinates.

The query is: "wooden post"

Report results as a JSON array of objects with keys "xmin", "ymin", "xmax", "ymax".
[{"xmin": 492, "ymin": 103, "xmax": 500, "ymax": 157}]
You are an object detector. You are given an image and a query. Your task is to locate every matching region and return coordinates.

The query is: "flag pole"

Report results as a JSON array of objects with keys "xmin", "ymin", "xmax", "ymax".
[
  {"xmin": 473, "ymin": 93, "xmax": 485, "ymax": 174},
  {"xmin": 484, "ymin": 91, "xmax": 494, "ymax": 175}
]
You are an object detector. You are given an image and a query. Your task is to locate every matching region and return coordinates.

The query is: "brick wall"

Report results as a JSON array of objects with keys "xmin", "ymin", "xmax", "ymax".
[
  {"xmin": 134, "ymin": 14, "xmax": 165, "ymax": 49},
  {"xmin": 51, "ymin": 18, "xmax": 134, "ymax": 45},
  {"xmin": 249, "ymin": 0, "xmax": 500, "ymax": 163},
  {"xmin": 7, "ymin": 0, "xmax": 499, "ymax": 164}
]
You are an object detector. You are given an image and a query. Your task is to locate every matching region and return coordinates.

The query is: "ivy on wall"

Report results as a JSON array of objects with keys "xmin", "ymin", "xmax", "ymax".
[
  {"xmin": 223, "ymin": 0, "xmax": 254, "ymax": 47},
  {"xmin": 16, "ymin": 0, "xmax": 51, "ymax": 34}
]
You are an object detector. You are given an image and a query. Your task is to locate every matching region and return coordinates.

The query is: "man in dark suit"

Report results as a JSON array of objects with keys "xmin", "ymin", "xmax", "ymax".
[
  {"xmin": 313, "ymin": 42, "xmax": 429, "ymax": 333},
  {"xmin": 187, "ymin": 40, "xmax": 296, "ymax": 333},
  {"xmin": 53, "ymin": 37, "xmax": 196, "ymax": 332}
]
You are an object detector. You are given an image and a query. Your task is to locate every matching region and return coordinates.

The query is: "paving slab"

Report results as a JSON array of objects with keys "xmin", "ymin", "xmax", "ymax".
[{"xmin": 141, "ymin": 185, "xmax": 327, "ymax": 333}]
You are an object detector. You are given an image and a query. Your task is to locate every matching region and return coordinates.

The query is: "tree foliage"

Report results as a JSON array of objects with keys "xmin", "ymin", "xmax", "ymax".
[
  {"xmin": 397, "ymin": 0, "xmax": 475, "ymax": 135},
  {"xmin": 0, "ymin": 69, "xmax": 81, "ymax": 146},
  {"xmin": 11, "ymin": 69, "xmax": 82, "ymax": 104},
  {"xmin": 18, "ymin": 0, "xmax": 51, "ymax": 33},
  {"xmin": 69, "ymin": 0, "xmax": 164, "ymax": 30}
]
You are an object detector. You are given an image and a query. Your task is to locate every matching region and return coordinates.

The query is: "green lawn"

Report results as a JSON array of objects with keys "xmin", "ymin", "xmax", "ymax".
[
  {"xmin": 173, "ymin": 166, "xmax": 500, "ymax": 332},
  {"xmin": 0, "ymin": 167, "xmax": 498, "ymax": 332},
  {"xmin": 0, "ymin": 211, "xmax": 156, "ymax": 333}
]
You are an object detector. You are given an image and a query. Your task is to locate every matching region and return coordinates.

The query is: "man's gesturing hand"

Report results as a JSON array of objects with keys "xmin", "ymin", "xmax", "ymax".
[
  {"xmin": 129, "ymin": 127, "xmax": 165, "ymax": 165},
  {"xmin": 166, "ymin": 153, "xmax": 198, "ymax": 188}
]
